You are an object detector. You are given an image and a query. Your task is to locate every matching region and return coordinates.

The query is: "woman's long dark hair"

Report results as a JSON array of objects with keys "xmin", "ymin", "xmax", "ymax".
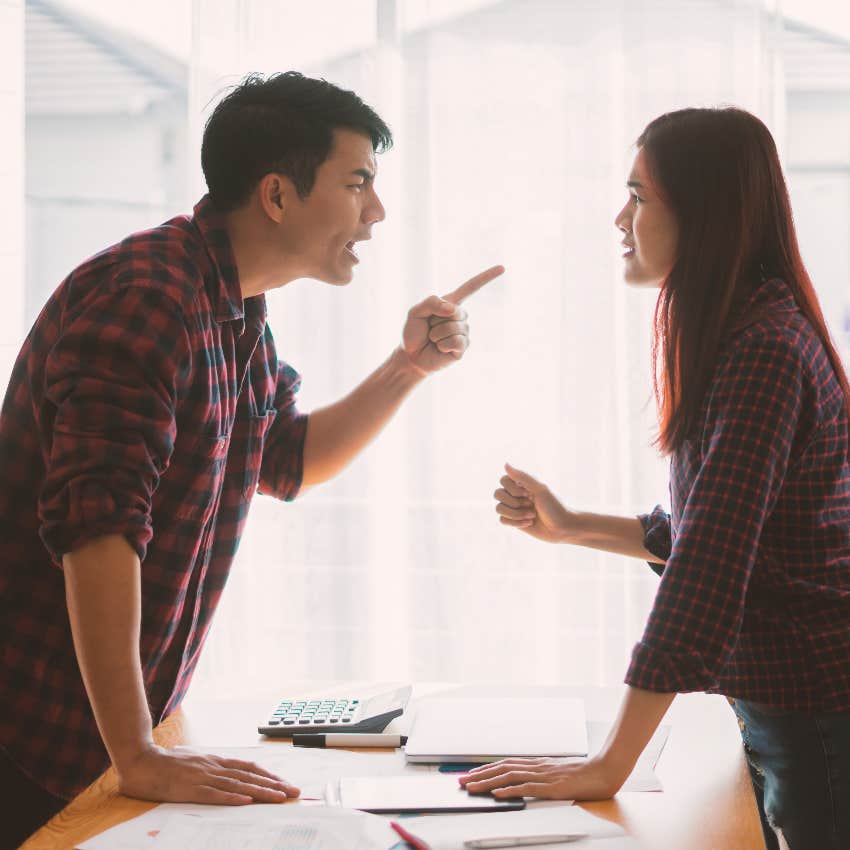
[{"xmin": 639, "ymin": 107, "xmax": 850, "ymax": 454}]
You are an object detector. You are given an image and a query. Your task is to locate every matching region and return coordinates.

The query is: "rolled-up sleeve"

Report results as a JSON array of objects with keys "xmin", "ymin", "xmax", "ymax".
[
  {"xmin": 39, "ymin": 286, "xmax": 192, "ymax": 563},
  {"xmin": 639, "ymin": 505, "xmax": 671, "ymax": 577},
  {"xmin": 258, "ymin": 362, "xmax": 308, "ymax": 501},
  {"xmin": 625, "ymin": 329, "xmax": 804, "ymax": 693}
]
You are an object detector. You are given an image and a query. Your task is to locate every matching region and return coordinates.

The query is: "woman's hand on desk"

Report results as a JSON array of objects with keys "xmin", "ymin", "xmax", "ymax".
[
  {"xmin": 459, "ymin": 755, "xmax": 623, "ymax": 801},
  {"xmin": 116, "ymin": 744, "xmax": 300, "ymax": 805},
  {"xmin": 494, "ymin": 463, "xmax": 577, "ymax": 543}
]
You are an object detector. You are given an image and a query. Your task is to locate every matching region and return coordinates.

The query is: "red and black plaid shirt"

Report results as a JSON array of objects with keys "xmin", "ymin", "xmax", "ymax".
[
  {"xmin": 627, "ymin": 279, "xmax": 850, "ymax": 711},
  {"xmin": 0, "ymin": 196, "xmax": 307, "ymax": 800}
]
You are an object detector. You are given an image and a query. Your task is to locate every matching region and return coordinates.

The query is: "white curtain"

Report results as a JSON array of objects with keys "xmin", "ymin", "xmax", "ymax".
[{"xmin": 187, "ymin": 0, "xmax": 780, "ymax": 699}]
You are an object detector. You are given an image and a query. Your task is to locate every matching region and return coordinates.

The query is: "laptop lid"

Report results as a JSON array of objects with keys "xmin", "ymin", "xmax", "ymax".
[{"xmin": 404, "ymin": 696, "xmax": 588, "ymax": 763}]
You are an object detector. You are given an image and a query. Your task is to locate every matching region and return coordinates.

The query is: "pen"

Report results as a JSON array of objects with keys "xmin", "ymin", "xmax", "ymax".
[
  {"xmin": 464, "ymin": 835, "xmax": 589, "ymax": 849},
  {"xmin": 291, "ymin": 732, "xmax": 408, "ymax": 748}
]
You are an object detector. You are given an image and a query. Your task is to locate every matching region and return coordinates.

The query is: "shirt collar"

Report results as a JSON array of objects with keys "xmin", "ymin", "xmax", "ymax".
[
  {"xmin": 729, "ymin": 277, "xmax": 799, "ymax": 336},
  {"xmin": 192, "ymin": 195, "xmax": 267, "ymax": 329}
]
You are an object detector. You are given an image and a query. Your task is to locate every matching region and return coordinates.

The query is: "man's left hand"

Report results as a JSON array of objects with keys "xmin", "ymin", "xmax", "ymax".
[{"xmin": 401, "ymin": 264, "xmax": 504, "ymax": 375}]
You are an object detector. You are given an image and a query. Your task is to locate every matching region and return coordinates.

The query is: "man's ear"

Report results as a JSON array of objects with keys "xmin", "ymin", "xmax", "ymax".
[{"xmin": 257, "ymin": 173, "xmax": 295, "ymax": 223}]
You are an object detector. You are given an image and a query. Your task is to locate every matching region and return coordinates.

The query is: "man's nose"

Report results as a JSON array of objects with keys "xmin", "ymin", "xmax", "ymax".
[{"xmin": 366, "ymin": 190, "xmax": 386, "ymax": 225}]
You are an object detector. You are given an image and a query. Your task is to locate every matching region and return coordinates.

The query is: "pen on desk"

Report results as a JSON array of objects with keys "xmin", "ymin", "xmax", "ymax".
[
  {"xmin": 291, "ymin": 732, "xmax": 408, "ymax": 748},
  {"xmin": 464, "ymin": 835, "xmax": 589, "ymax": 849}
]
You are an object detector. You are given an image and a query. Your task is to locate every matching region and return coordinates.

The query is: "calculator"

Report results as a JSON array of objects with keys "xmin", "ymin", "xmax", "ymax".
[{"xmin": 258, "ymin": 685, "xmax": 412, "ymax": 737}]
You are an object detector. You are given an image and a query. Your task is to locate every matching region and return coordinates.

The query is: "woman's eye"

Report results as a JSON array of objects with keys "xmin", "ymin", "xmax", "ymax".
[
  {"xmin": 349, "ymin": 183, "xmax": 364, "ymax": 191},
  {"xmin": 630, "ymin": 193, "xmax": 643, "ymax": 204}
]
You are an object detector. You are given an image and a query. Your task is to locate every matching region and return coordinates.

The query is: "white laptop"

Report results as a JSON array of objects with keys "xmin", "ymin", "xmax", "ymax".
[{"xmin": 404, "ymin": 696, "xmax": 588, "ymax": 764}]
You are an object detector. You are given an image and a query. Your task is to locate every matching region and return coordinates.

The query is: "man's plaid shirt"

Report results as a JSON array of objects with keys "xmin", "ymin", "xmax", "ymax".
[
  {"xmin": 0, "ymin": 196, "xmax": 307, "ymax": 799},
  {"xmin": 628, "ymin": 279, "xmax": 850, "ymax": 711}
]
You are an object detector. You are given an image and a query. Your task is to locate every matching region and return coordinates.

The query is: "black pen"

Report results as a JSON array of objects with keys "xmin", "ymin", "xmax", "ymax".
[{"xmin": 292, "ymin": 733, "xmax": 408, "ymax": 748}]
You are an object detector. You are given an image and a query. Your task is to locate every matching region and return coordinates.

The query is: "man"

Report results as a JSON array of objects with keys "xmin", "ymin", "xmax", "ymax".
[{"xmin": 0, "ymin": 71, "xmax": 502, "ymax": 847}]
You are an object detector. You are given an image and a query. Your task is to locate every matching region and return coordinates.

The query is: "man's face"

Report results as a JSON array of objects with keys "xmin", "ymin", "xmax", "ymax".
[
  {"xmin": 279, "ymin": 128, "xmax": 385, "ymax": 285},
  {"xmin": 614, "ymin": 148, "xmax": 679, "ymax": 288}
]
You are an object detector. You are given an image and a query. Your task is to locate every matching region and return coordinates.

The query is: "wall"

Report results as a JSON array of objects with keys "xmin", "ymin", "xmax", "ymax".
[
  {"xmin": 25, "ymin": 102, "xmax": 187, "ymax": 322},
  {"xmin": 0, "ymin": 0, "xmax": 25, "ymax": 392}
]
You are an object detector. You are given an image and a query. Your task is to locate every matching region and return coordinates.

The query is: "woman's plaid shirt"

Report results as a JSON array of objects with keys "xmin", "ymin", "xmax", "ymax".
[
  {"xmin": 0, "ymin": 197, "xmax": 307, "ymax": 799},
  {"xmin": 628, "ymin": 279, "xmax": 850, "ymax": 711}
]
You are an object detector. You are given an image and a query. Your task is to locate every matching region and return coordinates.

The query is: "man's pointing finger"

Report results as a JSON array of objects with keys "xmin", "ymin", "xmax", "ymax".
[{"xmin": 443, "ymin": 264, "xmax": 505, "ymax": 305}]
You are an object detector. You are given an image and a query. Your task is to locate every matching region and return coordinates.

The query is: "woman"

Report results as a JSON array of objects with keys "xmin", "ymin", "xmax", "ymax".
[{"xmin": 460, "ymin": 108, "xmax": 850, "ymax": 850}]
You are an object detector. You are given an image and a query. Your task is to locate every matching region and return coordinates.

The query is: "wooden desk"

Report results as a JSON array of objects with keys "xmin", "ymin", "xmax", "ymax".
[{"xmin": 22, "ymin": 684, "xmax": 766, "ymax": 850}]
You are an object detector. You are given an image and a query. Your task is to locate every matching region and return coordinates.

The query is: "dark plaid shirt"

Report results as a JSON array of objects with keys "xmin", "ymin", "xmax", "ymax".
[
  {"xmin": 627, "ymin": 279, "xmax": 850, "ymax": 711},
  {"xmin": 0, "ymin": 197, "xmax": 307, "ymax": 799}
]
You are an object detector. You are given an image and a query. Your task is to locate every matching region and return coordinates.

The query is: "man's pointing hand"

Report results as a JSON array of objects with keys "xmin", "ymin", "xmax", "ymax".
[{"xmin": 401, "ymin": 264, "xmax": 504, "ymax": 376}]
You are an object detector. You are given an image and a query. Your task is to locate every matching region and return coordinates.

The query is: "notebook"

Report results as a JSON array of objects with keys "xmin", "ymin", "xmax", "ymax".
[{"xmin": 404, "ymin": 696, "xmax": 588, "ymax": 764}]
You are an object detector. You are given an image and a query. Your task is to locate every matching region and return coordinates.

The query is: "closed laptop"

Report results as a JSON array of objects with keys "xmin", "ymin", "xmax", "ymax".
[{"xmin": 404, "ymin": 696, "xmax": 588, "ymax": 764}]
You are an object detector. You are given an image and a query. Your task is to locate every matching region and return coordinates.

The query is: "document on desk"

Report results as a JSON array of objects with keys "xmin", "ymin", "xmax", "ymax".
[
  {"xmin": 77, "ymin": 805, "xmax": 397, "ymax": 850},
  {"xmin": 395, "ymin": 805, "xmax": 642, "ymax": 849}
]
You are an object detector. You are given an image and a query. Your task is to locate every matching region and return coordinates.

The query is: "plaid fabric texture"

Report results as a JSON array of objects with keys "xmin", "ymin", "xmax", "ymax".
[
  {"xmin": 628, "ymin": 279, "xmax": 850, "ymax": 711},
  {"xmin": 0, "ymin": 196, "xmax": 307, "ymax": 799}
]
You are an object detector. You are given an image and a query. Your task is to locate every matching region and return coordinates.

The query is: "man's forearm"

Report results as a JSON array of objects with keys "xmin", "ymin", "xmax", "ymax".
[
  {"xmin": 302, "ymin": 346, "xmax": 424, "ymax": 487},
  {"xmin": 63, "ymin": 534, "xmax": 154, "ymax": 770},
  {"xmin": 570, "ymin": 512, "xmax": 665, "ymax": 564}
]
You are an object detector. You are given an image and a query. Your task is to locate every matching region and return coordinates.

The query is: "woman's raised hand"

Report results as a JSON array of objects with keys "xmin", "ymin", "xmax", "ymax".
[{"xmin": 494, "ymin": 463, "xmax": 579, "ymax": 544}]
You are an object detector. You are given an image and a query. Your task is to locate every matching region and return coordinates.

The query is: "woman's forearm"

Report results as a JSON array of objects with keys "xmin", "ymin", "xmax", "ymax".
[
  {"xmin": 569, "ymin": 512, "xmax": 666, "ymax": 564},
  {"xmin": 597, "ymin": 686, "xmax": 676, "ymax": 787}
]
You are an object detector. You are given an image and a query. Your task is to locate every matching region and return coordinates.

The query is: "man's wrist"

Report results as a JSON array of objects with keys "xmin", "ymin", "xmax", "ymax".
[
  {"xmin": 389, "ymin": 345, "xmax": 429, "ymax": 385},
  {"xmin": 110, "ymin": 737, "xmax": 158, "ymax": 773}
]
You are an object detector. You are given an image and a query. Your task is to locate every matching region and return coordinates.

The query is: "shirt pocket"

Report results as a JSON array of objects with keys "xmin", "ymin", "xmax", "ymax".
[
  {"xmin": 171, "ymin": 432, "xmax": 230, "ymax": 522},
  {"xmin": 238, "ymin": 409, "xmax": 277, "ymax": 499}
]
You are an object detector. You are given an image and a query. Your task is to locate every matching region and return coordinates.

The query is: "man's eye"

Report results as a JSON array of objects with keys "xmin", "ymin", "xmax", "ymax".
[
  {"xmin": 630, "ymin": 193, "xmax": 643, "ymax": 204},
  {"xmin": 349, "ymin": 183, "xmax": 364, "ymax": 191}
]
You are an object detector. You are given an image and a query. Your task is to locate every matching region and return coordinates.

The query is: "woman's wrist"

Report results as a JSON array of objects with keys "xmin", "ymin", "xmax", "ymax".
[
  {"xmin": 586, "ymin": 753, "xmax": 630, "ymax": 797},
  {"xmin": 561, "ymin": 511, "xmax": 593, "ymax": 546}
]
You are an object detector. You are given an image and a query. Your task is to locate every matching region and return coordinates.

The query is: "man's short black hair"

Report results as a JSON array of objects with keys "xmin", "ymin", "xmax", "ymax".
[{"xmin": 201, "ymin": 71, "xmax": 393, "ymax": 212}]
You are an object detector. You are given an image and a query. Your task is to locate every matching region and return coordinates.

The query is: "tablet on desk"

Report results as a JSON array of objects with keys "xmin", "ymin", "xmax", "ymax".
[{"xmin": 326, "ymin": 774, "xmax": 526, "ymax": 814}]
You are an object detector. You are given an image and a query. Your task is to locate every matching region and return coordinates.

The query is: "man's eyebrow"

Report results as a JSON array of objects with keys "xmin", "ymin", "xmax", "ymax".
[
  {"xmin": 626, "ymin": 180, "xmax": 644, "ymax": 189},
  {"xmin": 351, "ymin": 168, "xmax": 375, "ymax": 181}
]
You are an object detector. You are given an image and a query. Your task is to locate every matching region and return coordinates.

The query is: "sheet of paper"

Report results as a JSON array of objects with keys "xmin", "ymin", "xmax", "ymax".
[
  {"xmin": 396, "ymin": 805, "xmax": 642, "ymax": 848},
  {"xmin": 79, "ymin": 805, "xmax": 396, "ymax": 850},
  {"xmin": 154, "ymin": 807, "xmax": 394, "ymax": 850},
  {"xmin": 78, "ymin": 808, "xmax": 186, "ymax": 850}
]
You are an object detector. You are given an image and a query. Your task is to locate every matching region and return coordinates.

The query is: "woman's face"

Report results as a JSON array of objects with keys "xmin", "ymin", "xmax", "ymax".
[{"xmin": 614, "ymin": 148, "xmax": 679, "ymax": 287}]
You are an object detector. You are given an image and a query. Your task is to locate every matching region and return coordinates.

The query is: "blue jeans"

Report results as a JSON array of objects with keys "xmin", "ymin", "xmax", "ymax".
[{"xmin": 730, "ymin": 698, "xmax": 850, "ymax": 850}]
